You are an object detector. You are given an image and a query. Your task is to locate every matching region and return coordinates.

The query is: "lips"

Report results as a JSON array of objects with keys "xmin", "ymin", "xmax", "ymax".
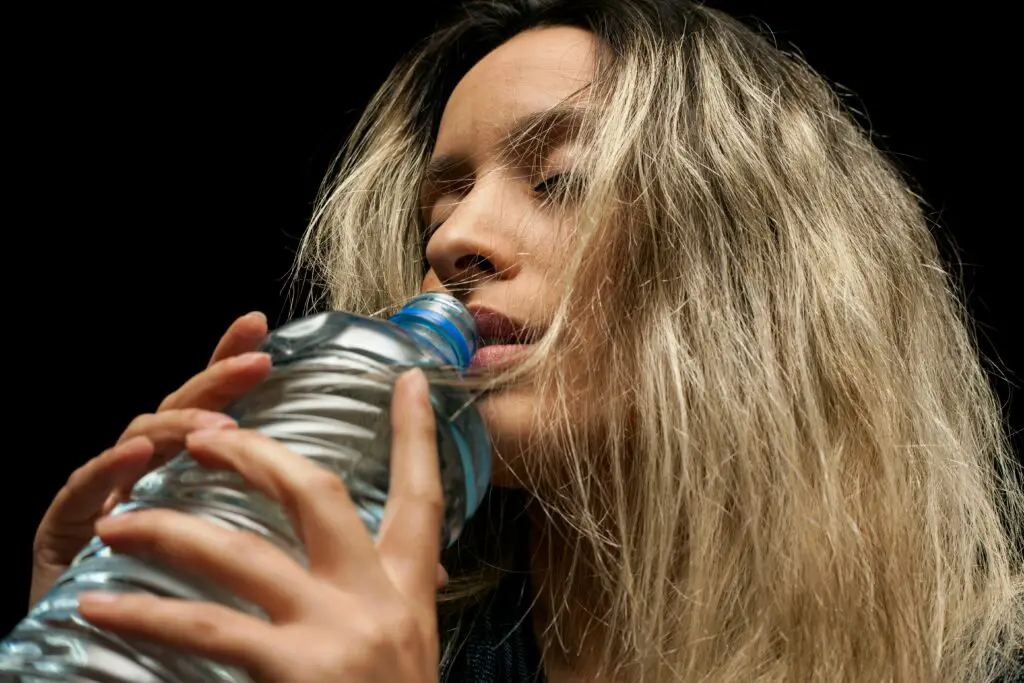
[
  {"xmin": 468, "ymin": 306, "xmax": 540, "ymax": 347},
  {"xmin": 467, "ymin": 305, "xmax": 542, "ymax": 372},
  {"xmin": 469, "ymin": 344, "xmax": 530, "ymax": 371}
]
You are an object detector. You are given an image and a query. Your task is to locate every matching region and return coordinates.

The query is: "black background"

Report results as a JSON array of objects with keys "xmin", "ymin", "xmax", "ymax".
[{"xmin": 3, "ymin": 3, "xmax": 1018, "ymax": 635}]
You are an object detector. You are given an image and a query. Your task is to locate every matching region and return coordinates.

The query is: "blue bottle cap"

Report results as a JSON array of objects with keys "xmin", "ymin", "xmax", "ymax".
[{"xmin": 388, "ymin": 293, "xmax": 478, "ymax": 372}]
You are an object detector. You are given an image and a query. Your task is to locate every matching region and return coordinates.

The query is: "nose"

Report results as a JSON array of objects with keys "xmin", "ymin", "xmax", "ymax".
[{"xmin": 423, "ymin": 187, "xmax": 521, "ymax": 294}]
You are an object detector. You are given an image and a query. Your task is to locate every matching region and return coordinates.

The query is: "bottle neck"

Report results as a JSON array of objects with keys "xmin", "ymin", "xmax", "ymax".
[{"xmin": 388, "ymin": 294, "xmax": 478, "ymax": 372}]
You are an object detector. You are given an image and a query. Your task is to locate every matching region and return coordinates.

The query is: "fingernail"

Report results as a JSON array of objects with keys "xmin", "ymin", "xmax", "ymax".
[
  {"xmin": 243, "ymin": 311, "xmax": 267, "ymax": 325},
  {"xmin": 95, "ymin": 515, "xmax": 127, "ymax": 536},
  {"xmin": 186, "ymin": 428, "xmax": 226, "ymax": 445},
  {"xmin": 402, "ymin": 368, "xmax": 428, "ymax": 400},
  {"xmin": 436, "ymin": 563, "xmax": 450, "ymax": 588},
  {"xmin": 79, "ymin": 591, "xmax": 121, "ymax": 606},
  {"xmin": 195, "ymin": 412, "xmax": 236, "ymax": 429},
  {"xmin": 228, "ymin": 352, "xmax": 270, "ymax": 368},
  {"xmin": 115, "ymin": 435, "xmax": 151, "ymax": 453}
]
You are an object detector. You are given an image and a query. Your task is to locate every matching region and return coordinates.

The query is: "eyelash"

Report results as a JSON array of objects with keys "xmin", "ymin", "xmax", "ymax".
[
  {"xmin": 420, "ymin": 171, "xmax": 578, "ymax": 269},
  {"xmin": 532, "ymin": 172, "xmax": 568, "ymax": 199}
]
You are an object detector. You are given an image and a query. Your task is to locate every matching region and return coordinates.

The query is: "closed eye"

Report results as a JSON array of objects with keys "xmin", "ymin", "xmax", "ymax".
[
  {"xmin": 532, "ymin": 171, "xmax": 586, "ymax": 206},
  {"xmin": 532, "ymin": 173, "xmax": 565, "ymax": 196}
]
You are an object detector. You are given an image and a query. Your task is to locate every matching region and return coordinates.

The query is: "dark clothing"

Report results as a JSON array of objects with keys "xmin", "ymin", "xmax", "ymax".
[
  {"xmin": 440, "ymin": 566, "xmax": 547, "ymax": 683},
  {"xmin": 439, "ymin": 491, "xmax": 546, "ymax": 682}
]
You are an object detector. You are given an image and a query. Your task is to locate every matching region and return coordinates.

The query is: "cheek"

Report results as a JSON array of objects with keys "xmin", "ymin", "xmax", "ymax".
[
  {"xmin": 472, "ymin": 362, "xmax": 592, "ymax": 489},
  {"xmin": 474, "ymin": 387, "xmax": 539, "ymax": 487},
  {"xmin": 420, "ymin": 271, "xmax": 442, "ymax": 292}
]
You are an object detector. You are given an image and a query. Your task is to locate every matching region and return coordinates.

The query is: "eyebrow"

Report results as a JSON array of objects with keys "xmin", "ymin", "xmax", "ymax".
[{"xmin": 423, "ymin": 103, "xmax": 590, "ymax": 188}]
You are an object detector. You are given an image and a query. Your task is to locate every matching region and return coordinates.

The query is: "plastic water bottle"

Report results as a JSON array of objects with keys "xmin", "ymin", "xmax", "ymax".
[{"xmin": 0, "ymin": 292, "xmax": 491, "ymax": 682}]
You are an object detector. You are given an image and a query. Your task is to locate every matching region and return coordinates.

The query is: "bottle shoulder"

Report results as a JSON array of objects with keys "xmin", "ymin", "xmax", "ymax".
[{"xmin": 262, "ymin": 312, "xmax": 429, "ymax": 367}]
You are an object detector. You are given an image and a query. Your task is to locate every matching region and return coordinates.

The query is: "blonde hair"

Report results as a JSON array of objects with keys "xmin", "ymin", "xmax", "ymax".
[{"xmin": 293, "ymin": 1, "xmax": 1024, "ymax": 680}]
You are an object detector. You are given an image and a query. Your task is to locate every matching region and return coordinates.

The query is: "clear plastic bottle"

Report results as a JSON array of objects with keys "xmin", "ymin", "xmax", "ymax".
[{"xmin": 0, "ymin": 292, "xmax": 491, "ymax": 682}]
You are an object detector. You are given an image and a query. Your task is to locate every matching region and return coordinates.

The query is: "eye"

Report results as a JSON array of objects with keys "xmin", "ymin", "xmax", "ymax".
[
  {"xmin": 532, "ymin": 173, "xmax": 565, "ymax": 196},
  {"xmin": 532, "ymin": 171, "xmax": 585, "ymax": 205}
]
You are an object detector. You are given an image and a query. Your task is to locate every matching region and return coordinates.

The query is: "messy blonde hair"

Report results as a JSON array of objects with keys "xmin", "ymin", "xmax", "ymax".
[{"xmin": 294, "ymin": 0, "xmax": 1024, "ymax": 680}]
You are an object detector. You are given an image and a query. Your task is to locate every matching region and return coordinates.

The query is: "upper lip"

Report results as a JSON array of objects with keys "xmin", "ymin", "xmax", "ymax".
[{"xmin": 467, "ymin": 305, "xmax": 541, "ymax": 346}]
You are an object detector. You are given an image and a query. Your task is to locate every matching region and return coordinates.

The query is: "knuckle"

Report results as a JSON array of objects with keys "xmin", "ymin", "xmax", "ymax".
[
  {"xmin": 32, "ymin": 528, "xmax": 61, "ymax": 565},
  {"xmin": 303, "ymin": 644, "xmax": 350, "ymax": 676},
  {"xmin": 120, "ymin": 413, "xmax": 157, "ymax": 439},
  {"xmin": 235, "ymin": 429, "xmax": 266, "ymax": 446},
  {"xmin": 157, "ymin": 391, "xmax": 180, "ymax": 412},
  {"xmin": 300, "ymin": 609, "xmax": 429, "ymax": 676},
  {"xmin": 390, "ymin": 613, "xmax": 423, "ymax": 650},
  {"xmin": 399, "ymin": 413, "xmax": 436, "ymax": 439},
  {"xmin": 402, "ymin": 485, "xmax": 444, "ymax": 513},
  {"xmin": 145, "ymin": 533, "xmax": 185, "ymax": 561},
  {"xmin": 100, "ymin": 491, "xmax": 122, "ymax": 516},
  {"xmin": 219, "ymin": 529, "xmax": 262, "ymax": 560},
  {"xmin": 186, "ymin": 609, "xmax": 227, "ymax": 644},
  {"xmin": 298, "ymin": 470, "xmax": 348, "ymax": 498},
  {"xmin": 64, "ymin": 462, "xmax": 98, "ymax": 492},
  {"xmin": 308, "ymin": 652, "xmax": 359, "ymax": 679},
  {"xmin": 414, "ymin": 420, "xmax": 437, "ymax": 443},
  {"xmin": 369, "ymin": 608, "xmax": 423, "ymax": 654},
  {"xmin": 177, "ymin": 407, "xmax": 208, "ymax": 424},
  {"xmin": 119, "ymin": 511, "xmax": 172, "ymax": 547}
]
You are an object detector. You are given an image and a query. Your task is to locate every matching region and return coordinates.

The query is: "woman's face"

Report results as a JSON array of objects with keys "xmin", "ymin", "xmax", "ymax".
[{"xmin": 419, "ymin": 26, "xmax": 597, "ymax": 485}]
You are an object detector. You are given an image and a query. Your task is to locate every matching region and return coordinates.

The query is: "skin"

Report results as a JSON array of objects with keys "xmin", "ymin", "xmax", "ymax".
[
  {"xmin": 421, "ymin": 27, "xmax": 602, "ymax": 682},
  {"xmin": 29, "ymin": 312, "xmax": 274, "ymax": 609},
  {"xmin": 29, "ymin": 26, "xmax": 602, "ymax": 683},
  {"xmin": 421, "ymin": 26, "xmax": 598, "ymax": 488}
]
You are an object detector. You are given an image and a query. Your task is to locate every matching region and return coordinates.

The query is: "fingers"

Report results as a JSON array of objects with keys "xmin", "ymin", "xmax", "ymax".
[
  {"xmin": 376, "ymin": 369, "xmax": 444, "ymax": 606},
  {"xmin": 208, "ymin": 311, "xmax": 268, "ymax": 367},
  {"xmin": 42, "ymin": 437, "xmax": 154, "ymax": 529},
  {"xmin": 40, "ymin": 440, "xmax": 152, "ymax": 536},
  {"xmin": 184, "ymin": 429, "xmax": 380, "ymax": 584},
  {"xmin": 82, "ymin": 313, "xmax": 269, "ymax": 521},
  {"xmin": 101, "ymin": 408, "xmax": 240, "ymax": 507},
  {"xmin": 42, "ymin": 406, "xmax": 240, "ymax": 535},
  {"xmin": 119, "ymin": 408, "xmax": 237, "ymax": 459},
  {"xmin": 95, "ymin": 509, "xmax": 310, "ymax": 621},
  {"xmin": 159, "ymin": 352, "xmax": 272, "ymax": 413},
  {"xmin": 78, "ymin": 592, "xmax": 279, "ymax": 677},
  {"xmin": 167, "ymin": 367, "xmax": 444, "ymax": 606},
  {"xmin": 57, "ymin": 312, "xmax": 267, "ymax": 522}
]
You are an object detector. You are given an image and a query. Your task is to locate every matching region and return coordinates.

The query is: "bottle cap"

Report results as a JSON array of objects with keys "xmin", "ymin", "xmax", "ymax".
[{"xmin": 389, "ymin": 293, "xmax": 478, "ymax": 372}]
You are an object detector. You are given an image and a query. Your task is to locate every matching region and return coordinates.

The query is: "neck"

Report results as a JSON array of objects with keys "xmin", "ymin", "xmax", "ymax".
[{"xmin": 526, "ymin": 502, "xmax": 615, "ymax": 683}]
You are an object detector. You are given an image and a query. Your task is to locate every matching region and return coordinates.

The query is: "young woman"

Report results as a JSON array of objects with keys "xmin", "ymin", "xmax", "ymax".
[{"xmin": 28, "ymin": 1, "xmax": 1024, "ymax": 680}]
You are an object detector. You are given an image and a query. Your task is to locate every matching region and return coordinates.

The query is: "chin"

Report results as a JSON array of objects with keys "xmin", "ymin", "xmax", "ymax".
[{"xmin": 474, "ymin": 387, "xmax": 539, "ymax": 489}]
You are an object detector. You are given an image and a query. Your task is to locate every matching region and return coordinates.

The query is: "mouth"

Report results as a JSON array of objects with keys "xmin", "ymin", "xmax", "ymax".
[
  {"xmin": 467, "ymin": 305, "xmax": 543, "ymax": 372},
  {"xmin": 469, "ymin": 343, "xmax": 534, "ymax": 372}
]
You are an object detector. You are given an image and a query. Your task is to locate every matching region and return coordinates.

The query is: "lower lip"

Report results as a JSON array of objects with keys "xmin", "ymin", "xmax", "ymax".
[{"xmin": 469, "ymin": 344, "xmax": 532, "ymax": 371}]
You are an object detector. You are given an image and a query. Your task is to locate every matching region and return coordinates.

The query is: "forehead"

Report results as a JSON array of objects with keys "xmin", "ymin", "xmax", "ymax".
[{"xmin": 433, "ymin": 26, "xmax": 597, "ymax": 158}]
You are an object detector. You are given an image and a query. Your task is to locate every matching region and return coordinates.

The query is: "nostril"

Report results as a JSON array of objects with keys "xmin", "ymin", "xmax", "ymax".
[{"xmin": 455, "ymin": 254, "xmax": 495, "ymax": 273}]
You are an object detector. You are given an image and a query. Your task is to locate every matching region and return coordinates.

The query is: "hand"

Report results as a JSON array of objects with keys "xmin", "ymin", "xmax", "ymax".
[
  {"xmin": 78, "ymin": 368, "xmax": 447, "ymax": 683},
  {"xmin": 29, "ymin": 312, "xmax": 272, "ymax": 608}
]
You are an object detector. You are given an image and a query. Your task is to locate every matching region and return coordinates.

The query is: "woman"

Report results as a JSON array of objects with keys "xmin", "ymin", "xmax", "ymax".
[{"xmin": 27, "ymin": 0, "xmax": 1024, "ymax": 680}]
